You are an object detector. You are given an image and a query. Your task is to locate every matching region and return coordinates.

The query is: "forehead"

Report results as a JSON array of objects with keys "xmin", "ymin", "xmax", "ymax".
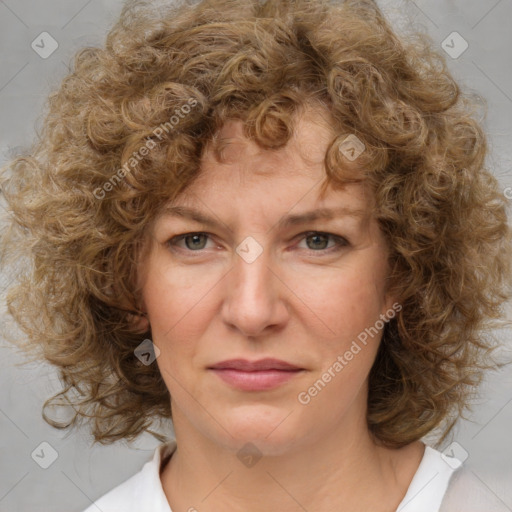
[
  {"xmin": 201, "ymin": 108, "xmax": 338, "ymax": 179},
  {"xmin": 152, "ymin": 107, "xmax": 376, "ymax": 232}
]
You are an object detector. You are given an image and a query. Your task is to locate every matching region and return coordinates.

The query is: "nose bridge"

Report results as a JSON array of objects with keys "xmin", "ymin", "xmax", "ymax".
[
  {"xmin": 234, "ymin": 239, "xmax": 272, "ymax": 297},
  {"xmin": 222, "ymin": 236, "xmax": 286, "ymax": 336}
]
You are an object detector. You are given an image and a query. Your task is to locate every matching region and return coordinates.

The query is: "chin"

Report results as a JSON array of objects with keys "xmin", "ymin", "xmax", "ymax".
[{"xmin": 215, "ymin": 405, "xmax": 306, "ymax": 457}]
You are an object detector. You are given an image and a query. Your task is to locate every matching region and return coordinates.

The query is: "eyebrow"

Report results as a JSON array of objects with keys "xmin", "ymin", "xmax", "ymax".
[{"xmin": 158, "ymin": 205, "xmax": 368, "ymax": 231}]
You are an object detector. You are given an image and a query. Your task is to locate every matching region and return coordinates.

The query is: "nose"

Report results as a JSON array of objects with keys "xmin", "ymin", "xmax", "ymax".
[{"xmin": 221, "ymin": 242, "xmax": 289, "ymax": 338}]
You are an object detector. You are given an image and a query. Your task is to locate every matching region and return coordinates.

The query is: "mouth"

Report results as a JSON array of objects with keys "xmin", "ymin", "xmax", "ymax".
[{"xmin": 207, "ymin": 358, "xmax": 305, "ymax": 391}]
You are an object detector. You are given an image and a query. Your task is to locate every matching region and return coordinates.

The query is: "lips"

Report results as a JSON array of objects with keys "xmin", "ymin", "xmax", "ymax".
[
  {"xmin": 208, "ymin": 358, "xmax": 302, "ymax": 371},
  {"xmin": 208, "ymin": 358, "xmax": 304, "ymax": 391}
]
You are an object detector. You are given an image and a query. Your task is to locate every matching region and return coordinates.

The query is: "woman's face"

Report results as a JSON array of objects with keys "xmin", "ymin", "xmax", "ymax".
[{"xmin": 139, "ymin": 112, "xmax": 396, "ymax": 455}]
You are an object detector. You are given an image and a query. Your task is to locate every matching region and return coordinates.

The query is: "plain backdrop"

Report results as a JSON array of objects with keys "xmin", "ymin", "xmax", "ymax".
[{"xmin": 1, "ymin": 1, "xmax": 511, "ymax": 511}]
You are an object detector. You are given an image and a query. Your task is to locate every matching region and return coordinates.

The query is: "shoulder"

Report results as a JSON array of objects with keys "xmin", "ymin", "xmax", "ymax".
[
  {"xmin": 82, "ymin": 440, "xmax": 177, "ymax": 512},
  {"xmin": 397, "ymin": 443, "xmax": 510, "ymax": 512},
  {"xmin": 439, "ymin": 464, "xmax": 511, "ymax": 512}
]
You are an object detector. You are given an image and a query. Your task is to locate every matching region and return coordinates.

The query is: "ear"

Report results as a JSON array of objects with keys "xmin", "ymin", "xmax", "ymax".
[
  {"xmin": 127, "ymin": 293, "xmax": 150, "ymax": 333},
  {"xmin": 128, "ymin": 311, "xmax": 150, "ymax": 333},
  {"xmin": 104, "ymin": 285, "xmax": 150, "ymax": 333},
  {"xmin": 381, "ymin": 291, "xmax": 402, "ymax": 323}
]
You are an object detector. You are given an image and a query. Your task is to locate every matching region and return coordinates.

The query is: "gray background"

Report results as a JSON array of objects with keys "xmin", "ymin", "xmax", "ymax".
[{"xmin": 1, "ymin": 0, "xmax": 511, "ymax": 511}]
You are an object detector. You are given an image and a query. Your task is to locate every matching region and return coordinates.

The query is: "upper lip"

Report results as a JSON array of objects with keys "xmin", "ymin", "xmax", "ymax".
[{"xmin": 208, "ymin": 358, "xmax": 302, "ymax": 371}]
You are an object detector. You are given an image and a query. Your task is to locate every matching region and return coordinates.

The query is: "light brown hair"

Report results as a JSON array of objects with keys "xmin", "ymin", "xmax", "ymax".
[{"xmin": 1, "ymin": 0, "xmax": 510, "ymax": 447}]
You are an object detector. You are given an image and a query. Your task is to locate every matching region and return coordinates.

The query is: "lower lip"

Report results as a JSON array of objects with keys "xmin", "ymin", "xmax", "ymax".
[{"xmin": 209, "ymin": 368, "xmax": 303, "ymax": 391}]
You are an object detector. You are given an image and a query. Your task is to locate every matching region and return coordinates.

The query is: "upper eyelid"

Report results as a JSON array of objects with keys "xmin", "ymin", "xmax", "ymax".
[{"xmin": 156, "ymin": 212, "xmax": 363, "ymax": 234}]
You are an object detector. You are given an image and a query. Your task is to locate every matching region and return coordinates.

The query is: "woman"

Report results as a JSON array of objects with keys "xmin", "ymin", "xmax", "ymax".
[{"xmin": 1, "ymin": 0, "xmax": 510, "ymax": 510}]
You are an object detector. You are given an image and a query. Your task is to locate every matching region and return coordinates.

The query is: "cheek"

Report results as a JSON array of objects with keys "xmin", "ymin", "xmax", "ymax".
[
  {"xmin": 294, "ymin": 272, "xmax": 387, "ymax": 414},
  {"xmin": 143, "ymin": 275, "xmax": 204, "ymax": 395},
  {"xmin": 296, "ymin": 261, "xmax": 389, "ymax": 346},
  {"xmin": 142, "ymin": 250, "xmax": 217, "ymax": 334},
  {"xmin": 141, "ymin": 260, "xmax": 197, "ymax": 358}
]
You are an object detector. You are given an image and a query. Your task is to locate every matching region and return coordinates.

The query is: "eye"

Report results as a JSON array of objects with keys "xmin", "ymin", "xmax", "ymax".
[
  {"xmin": 166, "ymin": 231, "xmax": 350, "ymax": 256},
  {"xmin": 167, "ymin": 232, "xmax": 215, "ymax": 252},
  {"xmin": 295, "ymin": 231, "xmax": 350, "ymax": 254}
]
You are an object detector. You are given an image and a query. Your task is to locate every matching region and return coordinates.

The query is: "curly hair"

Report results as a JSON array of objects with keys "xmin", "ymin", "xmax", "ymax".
[{"xmin": 1, "ymin": 0, "xmax": 511, "ymax": 448}]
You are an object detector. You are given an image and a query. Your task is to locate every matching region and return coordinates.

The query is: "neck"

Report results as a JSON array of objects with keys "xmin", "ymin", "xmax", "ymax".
[{"xmin": 161, "ymin": 411, "xmax": 425, "ymax": 512}]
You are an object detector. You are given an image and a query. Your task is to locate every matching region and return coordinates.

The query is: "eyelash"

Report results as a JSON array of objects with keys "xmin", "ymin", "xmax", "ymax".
[{"xmin": 166, "ymin": 231, "xmax": 350, "ymax": 256}]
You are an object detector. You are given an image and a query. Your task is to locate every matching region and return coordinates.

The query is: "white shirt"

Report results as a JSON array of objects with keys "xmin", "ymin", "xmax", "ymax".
[{"xmin": 82, "ymin": 441, "xmax": 502, "ymax": 512}]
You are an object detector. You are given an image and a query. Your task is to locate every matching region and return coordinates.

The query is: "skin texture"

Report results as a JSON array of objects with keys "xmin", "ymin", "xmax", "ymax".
[
  {"xmin": 137, "ymin": 110, "xmax": 425, "ymax": 511},
  {"xmin": 3, "ymin": 0, "xmax": 509, "ymax": 451}
]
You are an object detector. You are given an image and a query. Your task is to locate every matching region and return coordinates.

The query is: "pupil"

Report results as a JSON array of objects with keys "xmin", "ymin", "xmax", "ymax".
[
  {"xmin": 309, "ymin": 234, "xmax": 328, "ymax": 250},
  {"xmin": 187, "ymin": 234, "xmax": 206, "ymax": 250}
]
